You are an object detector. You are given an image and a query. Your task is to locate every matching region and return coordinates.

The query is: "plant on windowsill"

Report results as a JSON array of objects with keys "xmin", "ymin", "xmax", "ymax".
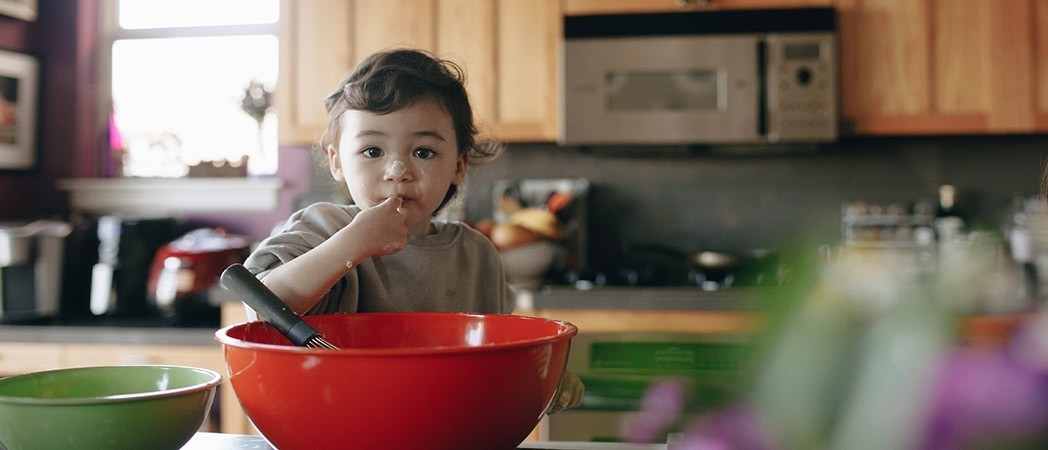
[{"xmin": 238, "ymin": 78, "xmax": 274, "ymax": 176}]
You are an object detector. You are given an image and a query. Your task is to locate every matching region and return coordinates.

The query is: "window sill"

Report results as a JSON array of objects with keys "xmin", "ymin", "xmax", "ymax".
[{"xmin": 57, "ymin": 177, "xmax": 284, "ymax": 215}]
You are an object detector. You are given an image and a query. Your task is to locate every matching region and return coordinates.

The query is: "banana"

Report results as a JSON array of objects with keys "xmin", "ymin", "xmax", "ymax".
[{"xmin": 508, "ymin": 208, "xmax": 563, "ymax": 240}]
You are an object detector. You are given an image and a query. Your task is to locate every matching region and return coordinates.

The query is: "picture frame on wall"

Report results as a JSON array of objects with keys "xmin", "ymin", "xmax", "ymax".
[
  {"xmin": 0, "ymin": 50, "xmax": 37, "ymax": 170},
  {"xmin": 0, "ymin": 0, "xmax": 36, "ymax": 22}
]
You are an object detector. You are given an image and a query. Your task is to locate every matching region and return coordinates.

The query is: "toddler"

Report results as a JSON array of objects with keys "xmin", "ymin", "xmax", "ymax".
[
  {"xmin": 244, "ymin": 48, "xmax": 510, "ymax": 315},
  {"xmin": 242, "ymin": 48, "xmax": 581, "ymax": 413}
]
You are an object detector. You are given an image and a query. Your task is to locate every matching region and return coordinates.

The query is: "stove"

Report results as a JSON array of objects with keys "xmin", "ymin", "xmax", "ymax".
[{"xmin": 559, "ymin": 244, "xmax": 782, "ymax": 292}]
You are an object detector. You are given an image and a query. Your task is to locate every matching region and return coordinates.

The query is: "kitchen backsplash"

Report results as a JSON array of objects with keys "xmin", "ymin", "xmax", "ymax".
[
  {"xmin": 461, "ymin": 134, "xmax": 1048, "ymax": 266},
  {"xmin": 179, "ymin": 133, "xmax": 1048, "ymax": 270}
]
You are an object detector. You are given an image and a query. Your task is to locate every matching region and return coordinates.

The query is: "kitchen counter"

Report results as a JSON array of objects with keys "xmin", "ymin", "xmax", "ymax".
[
  {"xmin": 522, "ymin": 285, "xmax": 765, "ymax": 311},
  {"xmin": 517, "ymin": 286, "xmax": 766, "ymax": 336},
  {"xmin": 0, "ymin": 322, "xmax": 218, "ymax": 346},
  {"xmin": 181, "ymin": 432, "xmax": 668, "ymax": 449},
  {"xmin": 0, "ymin": 287, "xmax": 766, "ymax": 345}
]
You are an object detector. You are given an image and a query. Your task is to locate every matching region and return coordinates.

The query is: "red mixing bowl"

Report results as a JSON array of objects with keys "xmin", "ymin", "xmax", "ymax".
[{"xmin": 215, "ymin": 312, "xmax": 577, "ymax": 450}]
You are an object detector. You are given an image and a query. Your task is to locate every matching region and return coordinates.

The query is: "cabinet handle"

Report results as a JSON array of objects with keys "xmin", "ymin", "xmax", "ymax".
[{"xmin": 675, "ymin": 0, "xmax": 713, "ymax": 6}]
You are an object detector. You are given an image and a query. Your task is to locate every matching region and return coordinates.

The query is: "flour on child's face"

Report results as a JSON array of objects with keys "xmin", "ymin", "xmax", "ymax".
[{"xmin": 334, "ymin": 98, "xmax": 466, "ymax": 235}]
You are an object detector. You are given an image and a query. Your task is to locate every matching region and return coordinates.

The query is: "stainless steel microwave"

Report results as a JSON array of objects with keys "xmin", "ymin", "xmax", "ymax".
[{"xmin": 560, "ymin": 8, "xmax": 837, "ymax": 146}]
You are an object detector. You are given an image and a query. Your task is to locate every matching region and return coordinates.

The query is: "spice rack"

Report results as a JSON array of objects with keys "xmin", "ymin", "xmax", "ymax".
[{"xmin": 841, "ymin": 201, "xmax": 937, "ymax": 250}]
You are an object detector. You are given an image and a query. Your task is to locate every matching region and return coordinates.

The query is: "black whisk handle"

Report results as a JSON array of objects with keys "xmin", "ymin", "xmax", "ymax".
[{"xmin": 220, "ymin": 263, "xmax": 321, "ymax": 347}]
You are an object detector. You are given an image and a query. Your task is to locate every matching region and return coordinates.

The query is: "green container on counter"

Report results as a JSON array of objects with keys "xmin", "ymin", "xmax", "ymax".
[{"xmin": 0, "ymin": 365, "xmax": 221, "ymax": 450}]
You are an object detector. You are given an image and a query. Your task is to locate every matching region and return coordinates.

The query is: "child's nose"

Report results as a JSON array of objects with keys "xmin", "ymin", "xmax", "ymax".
[{"xmin": 384, "ymin": 159, "xmax": 409, "ymax": 180}]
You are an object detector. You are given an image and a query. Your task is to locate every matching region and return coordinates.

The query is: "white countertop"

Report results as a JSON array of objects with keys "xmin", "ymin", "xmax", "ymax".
[{"xmin": 181, "ymin": 433, "xmax": 668, "ymax": 450}]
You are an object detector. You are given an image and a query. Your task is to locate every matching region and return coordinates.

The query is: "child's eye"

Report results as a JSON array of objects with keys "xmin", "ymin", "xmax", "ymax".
[
  {"xmin": 362, "ymin": 147, "xmax": 382, "ymax": 158},
  {"xmin": 413, "ymin": 148, "xmax": 436, "ymax": 159}
]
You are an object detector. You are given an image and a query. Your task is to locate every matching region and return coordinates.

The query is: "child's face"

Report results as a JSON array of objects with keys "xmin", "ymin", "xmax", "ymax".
[{"xmin": 328, "ymin": 97, "xmax": 466, "ymax": 235}]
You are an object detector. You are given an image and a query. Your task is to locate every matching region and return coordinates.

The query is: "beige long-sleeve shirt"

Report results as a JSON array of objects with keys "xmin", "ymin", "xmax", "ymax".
[{"xmin": 243, "ymin": 202, "xmax": 514, "ymax": 315}]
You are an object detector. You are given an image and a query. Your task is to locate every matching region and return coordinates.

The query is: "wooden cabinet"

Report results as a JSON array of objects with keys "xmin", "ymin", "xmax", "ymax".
[
  {"xmin": 276, "ymin": 0, "xmax": 351, "ymax": 146},
  {"xmin": 564, "ymin": 0, "xmax": 832, "ymax": 15},
  {"xmin": 439, "ymin": 0, "xmax": 562, "ymax": 142},
  {"xmin": 838, "ymin": 0, "xmax": 1048, "ymax": 135},
  {"xmin": 0, "ymin": 342, "xmax": 222, "ymax": 377},
  {"xmin": 63, "ymin": 344, "xmax": 224, "ymax": 370},
  {"xmin": 0, "ymin": 343, "xmax": 64, "ymax": 375},
  {"xmin": 277, "ymin": 0, "xmax": 561, "ymax": 146},
  {"xmin": 218, "ymin": 302, "xmax": 257, "ymax": 436},
  {"xmin": 564, "ymin": 0, "xmax": 1048, "ymax": 137}
]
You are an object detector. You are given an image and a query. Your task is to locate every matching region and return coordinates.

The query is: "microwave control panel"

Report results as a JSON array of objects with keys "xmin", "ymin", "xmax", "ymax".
[{"xmin": 764, "ymin": 33, "xmax": 838, "ymax": 142}]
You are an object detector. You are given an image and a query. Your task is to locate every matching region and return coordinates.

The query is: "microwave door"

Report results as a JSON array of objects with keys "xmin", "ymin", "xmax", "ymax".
[{"xmin": 562, "ymin": 35, "xmax": 763, "ymax": 145}]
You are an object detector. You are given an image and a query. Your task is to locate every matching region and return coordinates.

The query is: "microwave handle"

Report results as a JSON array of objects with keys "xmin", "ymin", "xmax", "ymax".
[{"xmin": 757, "ymin": 39, "xmax": 768, "ymax": 138}]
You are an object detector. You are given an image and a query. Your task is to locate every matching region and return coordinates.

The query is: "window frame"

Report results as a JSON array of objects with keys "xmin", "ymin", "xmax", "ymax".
[
  {"xmin": 71, "ymin": 0, "xmax": 284, "ymax": 215},
  {"xmin": 98, "ymin": 0, "xmax": 279, "ymax": 176}
]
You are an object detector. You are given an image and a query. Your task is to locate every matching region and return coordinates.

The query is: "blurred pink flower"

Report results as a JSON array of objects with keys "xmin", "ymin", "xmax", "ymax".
[
  {"xmin": 921, "ymin": 324, "xmax": 1048, "ymax": 450},
  {"xmin": 675, "ymin": 405, "xmax": 776, "ymax": 450},
  {"xmin": 621, "ymin": 377, "xmax": 689, "ymax": 443}
]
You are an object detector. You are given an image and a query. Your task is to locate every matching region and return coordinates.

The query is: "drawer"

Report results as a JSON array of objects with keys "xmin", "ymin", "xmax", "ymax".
[
  {"xmin": 63, "ymin": 344, "xmax": 224, "ymax": 373},
  {"xmin": 0, "ymin": 343, "xmax": 65, "ymax": 375}
]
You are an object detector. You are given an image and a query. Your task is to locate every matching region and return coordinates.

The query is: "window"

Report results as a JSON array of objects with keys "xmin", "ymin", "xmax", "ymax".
[{"xmin": 104, "ymin": 0, "xmax": 279, "ymax": 177}]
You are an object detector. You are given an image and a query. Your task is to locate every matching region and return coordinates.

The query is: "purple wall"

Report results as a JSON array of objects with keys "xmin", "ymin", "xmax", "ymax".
[{"xmin": 0, "ymin": 0, "xmax": 100, "ymax": 221}]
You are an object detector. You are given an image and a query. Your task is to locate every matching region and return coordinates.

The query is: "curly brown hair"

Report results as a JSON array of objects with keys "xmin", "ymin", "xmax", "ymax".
[
  {"xmin": 316, "ymin": 48, "xmax": 501, "ymax": 207},
  {"xmin": 320, "ymin": 48, "xmax": 500, "ymax": 160}
]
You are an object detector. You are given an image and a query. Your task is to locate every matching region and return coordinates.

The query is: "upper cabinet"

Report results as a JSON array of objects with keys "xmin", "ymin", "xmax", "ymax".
[
  {"xmin": 571, "ymin": 0, "xmax": 1048, "ymax": 137},
  {"xmin": 839, "ymin": 0, "xmax": 1048, "ymax": 135},
  {"xmin": 279, "ymin": 0, "xmax": 1048, "ymax": 144},
  {"xmin": 564, "ymin": 0, "xmax": 833, "ymax": 15},
  {"xmin": 277, "ymin": 0, "xmax": 560, "ymax": 147}
]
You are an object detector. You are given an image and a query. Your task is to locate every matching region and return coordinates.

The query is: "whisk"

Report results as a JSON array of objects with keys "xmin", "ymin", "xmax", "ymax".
[{"xmin": 220, "ymin": 264, "xmax": 339, "ymax": 350}]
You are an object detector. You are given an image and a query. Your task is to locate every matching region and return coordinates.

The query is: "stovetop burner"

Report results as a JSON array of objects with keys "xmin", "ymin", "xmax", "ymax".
[
  {"xmin": 561, "ymin": 264, "xmax": 778, "ymax": 291},
  {"xmin": 559, "ymin": 244, "xmax": 782, "ymax": 291}
]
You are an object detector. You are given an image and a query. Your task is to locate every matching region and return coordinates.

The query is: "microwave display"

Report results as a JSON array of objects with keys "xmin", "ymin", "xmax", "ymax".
[
  {"xmin": 785, "ymin": 43, "xmax": 821, "ymax": 60},
  {"xmin": 605, "ymin": 70, "xmax": 720, "ymax": 112}
]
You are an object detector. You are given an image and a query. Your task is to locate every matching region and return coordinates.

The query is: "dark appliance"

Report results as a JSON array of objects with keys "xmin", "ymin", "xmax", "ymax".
[
  {"xmin": 0, "ymin": 221, "xmax": 72, "ymax": 322},
  {"xmin": 89, "ymin": 215, "xmax": 187, "ymax": 317},
  {"xmin": 567, "ymin": 243, "xmax": 781, "ymax": 290}
]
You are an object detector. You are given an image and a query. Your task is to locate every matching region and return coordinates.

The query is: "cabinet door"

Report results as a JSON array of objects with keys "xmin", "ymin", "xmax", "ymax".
[
  {"xmin": 436, "ymin": 0, "xmax": 497, "ymax": 139},
  {"xmin": 63, "ymin": 344, "xmax": 224, "ymax": 370},
  {"xmin": 437, "ymin": 0, "xmax": 561, "ymax": 142},
  {"xmin": 277, "ymin": 0, "xmax": 353, "ymax": 146},
  {"xmin": 278, "ymin": 0, "xmax": 436, "ymax": 147},
  {"xmin": 278, "ymin": 0, "xmax": 560, "ymax": 146},
  {"xmin": 353, "ymin": 0, "xmax": 436, "ymax": 64},
  {"xmin": 565, "ymin": 0, "xmax": 832, "ymax": 16},
  {"xmin": 493, "ymin": 0, "xmax": 561, "ymax": 141},
  {"xmin": 839, "ymin": 0, "xmax": 1045, "ymax": 135},
  {"xmin": 1032, "ymin": 0, "xmax": 1048, "ymax": 128}
]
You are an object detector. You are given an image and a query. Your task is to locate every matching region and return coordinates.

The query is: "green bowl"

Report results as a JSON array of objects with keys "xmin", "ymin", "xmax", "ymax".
[{"xmin": 0, "ymin": 365, "xmax": 221, "ymax": 450}]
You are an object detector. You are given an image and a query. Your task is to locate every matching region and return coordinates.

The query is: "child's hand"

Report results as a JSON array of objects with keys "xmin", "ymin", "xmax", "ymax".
[
  {"xmin": 546, "ymin": 370, "xmax": 584, "ymax": 414},
  {"xmin": 350, "ymin": 196, "xmax": 408, "ymax": 258}
]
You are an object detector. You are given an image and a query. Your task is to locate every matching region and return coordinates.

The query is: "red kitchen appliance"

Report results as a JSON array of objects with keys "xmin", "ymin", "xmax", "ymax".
[{"xmin": 148, "ymin": 228, "xmax": 249, "ymax": 324}]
